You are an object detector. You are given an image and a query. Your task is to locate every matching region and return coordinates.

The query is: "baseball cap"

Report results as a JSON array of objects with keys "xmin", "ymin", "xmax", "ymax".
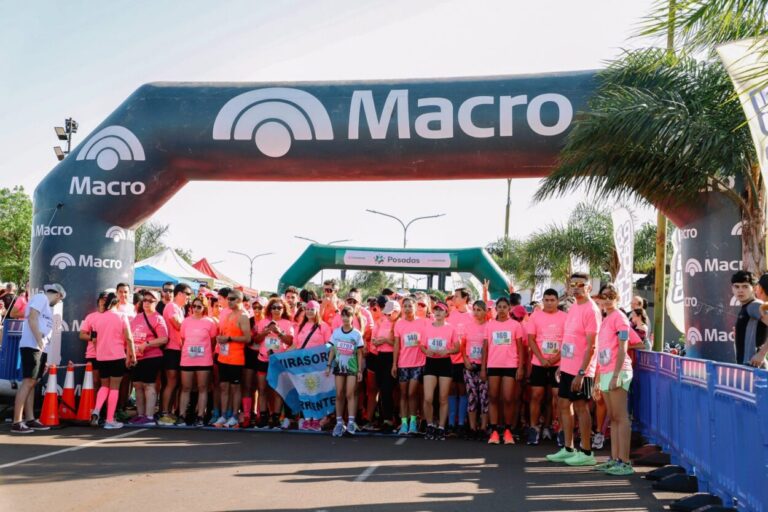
[
  {"xmin": 512, "ymin": 305, "xmax": 527, "ymax": 319},
  {"xmin": 143, "ymin": 290, "xmax": 159, "ymax": 301},
  {"xmin": 433, "ymin": 301, "xmax": 449, "ymax": 312},
  {"xmin": 44, "ymin": 283, "xmax": 66, "ymax": 299},
  {"xmin": 252, "ymin": 296, "xmax": 268, "ymax": 307},
  {"xmin": 305, "ymin": 300, "xmax": 320, "ymax": 310},
  {"xmin": 382, "ymin": 300, "xmax": 401, "ymax": 314},
  {"xmin": 346, "ymin": 290, "xmax": 362, "ymax": 303}
]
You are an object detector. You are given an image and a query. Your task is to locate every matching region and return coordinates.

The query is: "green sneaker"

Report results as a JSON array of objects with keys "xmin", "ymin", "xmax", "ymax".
[
  {"xmin": 605, "ymin": 462, "xmax": 635, "ymax": 476},
  {"xmin": 594, "ymin": 458, "xmax": 617, "ymax": 471},
  {"xmin": 546, "ymin": 448, "xmax": 575, "ymax": 462},
  {"xmin": 564, "ymin": 451, "xmax": 597, "ymax": 466}
]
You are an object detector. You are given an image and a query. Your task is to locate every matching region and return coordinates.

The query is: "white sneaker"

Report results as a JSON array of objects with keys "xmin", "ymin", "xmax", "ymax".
[
  {"xmin": 280, "ymin": 417, "xmax": 292, "ymax": 429},
  {"xmin": 542, "ymin": 427, "xmax": 553, "ymax": 440},
  {"xmin": 213, "ymin": 416, "xmax": 227, "ymax": 427},
  {"xmin": 298, "ymin": 418, "xmax": 307, "ymax": 430},
  {"xmin": 103, "ymin": 421, "xmax": 124, "ymax": 430},
  {"xmin": 225, "ymin": 416, "xmax": 239, "ymax": 428},
  {"xmin": 332, "ymin": 422, "xmax": 346, "ymax": 437},
  {"xmin": 593, "ymin": 432, "xmax": 605, "ymax": 450},
  {"xmin": 347, "ymin": 421, "xmax": 358, "ymax": 435}
]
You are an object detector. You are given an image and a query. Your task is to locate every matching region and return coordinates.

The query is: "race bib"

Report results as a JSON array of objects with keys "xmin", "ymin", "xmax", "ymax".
[
  {"xmin": 404, "ymin": 333, "xmax": 419, "ymax": 348},
  {"xmin": 134, "ymin": 332, "xmax": 147, "ymax": 343},
  {"xmin": 492, "ymin": 330, "xmax": 512, "ymax": 345},
  {"xmin": 542, "ymin": 340, "xmax": 559, "ymax": 355},
  {"xmin": 336, "ymin": 340, "xmax": 355, "ymax": 354},
  {"xmin": 470, "ymin": 344, "xmax": 483, "ymax": 359},
  {"xmin": 188, "ymin": 345, "xmax": 205, "ymax": 358},
  {"xmin": 219, "ymin": 342, "xmax": 229, "ymax": 356},
  {"xmin": 561, "ymin": 342, "xmax": 575, "ymax": 359},
  {"xmin": 428, "ymin": 338, "xmax": 446, "ymax": 351},
  {"xmin": 598, "ymin": 348, "xmax": 612, "ymax": 366},
  {"xmin": 265, "ymin": 337, "xmax": 281, "ymax": 351}
]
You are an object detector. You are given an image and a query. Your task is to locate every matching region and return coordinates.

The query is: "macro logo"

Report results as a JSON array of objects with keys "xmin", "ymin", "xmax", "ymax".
[
  {"xmin": 730, "ymin": 295, "xmax": 740, "ymax": 307},
  {"xmin": 76, "ymin": 126, "xmax": 146, "ymax": 171},
  {"xmin": 105, "ymin": 226, "xmax": 134, "ymax": 243},
  {"xmin": 213, "ymin": 87, "xmax": 334, "ymax": 158},
  {"xmin": 684, "ymin": 258, "xmax": 703, "ymax": 277},
  {"xmin": 50, "ymin": 252, "xmax": 123, "ymax": 270},
  {"xmin": 374, "ymin": 254, "xmax": 385, "ymax": 264},
  {"xmin": 33, "ymin": 224, "xmax": 73, "ymax": 237},
  {"xmin": 50, "ymin": 252, "xmax": 77, "ymax": 270},
  {"xmin": 732, "ymin": 221, "xmax": 743, "ymax": 236},
  {"xmin": 687, "ymin": 327, "xmax": 702, "ymax": 346},
  {"xmin": 679, "ymin": 228, "xmax": 698, "ymax": 239}
]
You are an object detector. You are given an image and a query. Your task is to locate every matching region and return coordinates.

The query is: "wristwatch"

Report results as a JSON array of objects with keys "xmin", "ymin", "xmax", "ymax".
[{"xmin": 578, "ymin": 369, "xmax": 586, "ymax": 377}]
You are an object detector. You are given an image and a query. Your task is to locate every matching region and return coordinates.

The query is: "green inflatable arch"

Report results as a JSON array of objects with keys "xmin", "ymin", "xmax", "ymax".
[{"xmin": 278, "ymin": 244, "xmax": 510, "ymax": 297}]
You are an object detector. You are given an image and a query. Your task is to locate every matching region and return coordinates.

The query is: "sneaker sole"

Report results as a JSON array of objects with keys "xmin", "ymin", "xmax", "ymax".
[{"xmin": 11, "ymin": 430, "xmax": 34, "ymax": 434}]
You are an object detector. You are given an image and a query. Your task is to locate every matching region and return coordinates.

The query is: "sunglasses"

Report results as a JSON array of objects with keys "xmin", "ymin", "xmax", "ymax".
[
  {"xmin": 324, "ymin": 288, "xmax": 334, "ymax": 293},
  {"xmin": 162, "ymin": 289, "xmax": 173, "ymax": 293},
  {"xmin": 227, "ymin": 297, "xmax": 238, "ymax": 302},
  {"xmin": 142, "ymin": 299, "xmax": 156, "ymax": 303},
  {"xmin": 271, "ymin": 305, "xmax": 284, "ymax": 310},
  {"xmin": 346, "ymin": 299, "xmax": 358, "ymax": 305},
  {"xmin": 417, "ymin": 303, "xmax": 427, "ymax": 307},
  {"xmin": 570, "ymin": 282, "xmax": 587, "ymax": 288},
  {"xmin": 193, "ymin": 305, "xmax": 204, "ymax": 310},
  {"xmin": 253, "ymin": 305, "xmax": 263, "ymax": 310}
]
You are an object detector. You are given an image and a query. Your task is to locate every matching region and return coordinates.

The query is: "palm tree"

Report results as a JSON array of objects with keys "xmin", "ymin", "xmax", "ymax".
[{"xmin": 534, "ymin": 49, "xmax": 765, "ymax": 273}]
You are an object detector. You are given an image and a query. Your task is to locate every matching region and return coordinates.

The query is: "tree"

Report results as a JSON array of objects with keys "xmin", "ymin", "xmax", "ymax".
[
  {"xmin": 634, "ymin": 223, "xmax": 658, "ymax": 274},
  {"xmin": 534, "ymin": 49, "xmax": 763, "ymax": 272},
  {"xmin": 134, "ymin": 221, "xmax": 194, "ymax": 264},
  {"xmin": 175, "ymin": 248, "xmax": 194, "ymax": 265},
  {"xmin": 0, "ymin": 187, "xmax": 33, "ymax": 285},
  {"xmin": 340, "ymin": 270, "xmax": 399, "ymax": 300}
]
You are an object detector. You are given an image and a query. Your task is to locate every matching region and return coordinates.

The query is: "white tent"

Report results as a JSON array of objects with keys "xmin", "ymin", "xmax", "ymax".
[{"xmin": 135, "ymin": 248, "xmax": 214, "ymax": 287}]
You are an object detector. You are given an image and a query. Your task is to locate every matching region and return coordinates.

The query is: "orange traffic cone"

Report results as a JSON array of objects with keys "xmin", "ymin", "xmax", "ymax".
[
  {"xmin": 59, "ymin": 362, "xmax": 77, "ymax": 420},
  {"xmin": 76, "ymin": 362, "xmax": 95, "ymax": 423},
  {"xmin": 40, "ymin": 364, "xmax": 60, "ymax": 426}
]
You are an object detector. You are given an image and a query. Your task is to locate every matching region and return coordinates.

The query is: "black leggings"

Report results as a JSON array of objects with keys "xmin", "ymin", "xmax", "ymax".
[{"xmin": 375, "ymin": 352, "xmax": 395, "ymax": 421}]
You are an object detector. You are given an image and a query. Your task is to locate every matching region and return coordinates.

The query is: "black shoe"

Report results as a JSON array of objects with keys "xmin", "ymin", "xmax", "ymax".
[
  {"xmin": 425, "ymin": 424, "xmax": 435, "ymax": 440},
  {"xmin": 436, "ymin": 427, "xmax": 446, "ymax": 441}
]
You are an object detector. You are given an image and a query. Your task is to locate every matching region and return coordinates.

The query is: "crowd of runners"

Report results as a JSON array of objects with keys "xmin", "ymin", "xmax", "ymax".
[{"xmin": 9, "ymin": 273, "xmax": 651, "ymax": 476}]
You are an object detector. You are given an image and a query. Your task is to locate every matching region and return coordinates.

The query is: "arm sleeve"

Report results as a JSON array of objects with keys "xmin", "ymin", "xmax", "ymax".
[{"xmin": 747, "ymin": 302, "xmax": 763, "ymax": 320}]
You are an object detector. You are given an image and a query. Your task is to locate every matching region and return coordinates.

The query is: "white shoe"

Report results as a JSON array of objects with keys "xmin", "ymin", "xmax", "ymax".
[
  {"xmin": 332, "ymin": 422, "xmax": 346, "ymax": 437},
  {"xmin": 280, "ymin": 418, "xmax": 291, "ymax": 429},
  {"xmin": 224, "ymin": 416, "xmax": 239, "ymax": 428},
  {"xmin": 542, "ymin": 427, "xmax": 553, "ymax": 440},
  {"xmin": 593, "ymin": 432, "xmax": 605, "ymax": 450},
  {"xmin": 213, "ymin": 416, "xmax": 227, "ymax": 427},
  {"xmin": 347, "ymin": 421, "xmax": 358, "ymax": 435},
  {"xmin": 103, "ymin": 421, "xmax": 124, "ymax": 430}
]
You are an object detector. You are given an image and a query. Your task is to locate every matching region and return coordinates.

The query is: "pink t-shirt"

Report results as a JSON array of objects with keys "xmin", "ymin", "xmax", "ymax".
[
  {"xmin": 449, "ymin": 309, "xmax": 474, "ymax": 363},
  {"xmin": 597, "ymin": 310, "xmax": 636, "ymax": 375},
  {"xmin": 80, "ymin": 311, "xmax": 100, "ymax": 359},
  {"xmin": 526, "ymin": 309, "xmax": 567, "ymax": 367},
  {"xmin": 372, "ymin": 316, "xmax": 395, "ymax": 353},
  {"xmin": 463, "ymin": 319, "xmax": 487, "ymax": 364},
  {"xmin": 421, "ymin": 322, "xmax": 458, "ymax": 359},
  {"xmin": 95, "ymin": 309, "xmax": 129, "ymax": 361},
  {"xmin": 116, "ymin": 302, "xmax": 136, "ymax": 320},
  {"xmin": 294, "ymin": 321, "xmax": 331, "ymax": 349},
  {"xmin": 11, "ymin": 295, "xmax": 27, "ymax": 317},
  {"xmin": 163, "ymin": 302, "xmax": 185, "ymax": 351},
  {"xmin": 130, "ymin": 312, "xmax": 168, "ymax": 360},
  {"xmin": 256, "ymin": 318, "xmax": 295, "ymax": 362},
  {"xmin": 180, "ymin": 316, "xmax": 218, "ymax": 367},
  {"xmin": 394, "ymin": 317, "xmax": 427, "ymax": 368},
  {"xmin": 485, "ymin": 318, "xmax": 525, "ymax": 368},
  {"xmin": 560, "ymin": 299, "xmax": 602, "ymax": 377}
]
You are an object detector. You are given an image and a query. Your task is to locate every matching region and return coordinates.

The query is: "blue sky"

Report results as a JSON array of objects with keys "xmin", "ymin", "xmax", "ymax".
[{"xmin": 1, "ymin": 0, "xmax": 658, "ymax": 290}]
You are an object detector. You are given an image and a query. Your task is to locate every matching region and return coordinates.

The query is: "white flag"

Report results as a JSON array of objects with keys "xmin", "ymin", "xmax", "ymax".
[
  {"xmin": 611, "ymin": 208, "xmax": 634, "ymax": 311},
  {"xmin": 533, "ymin": 266, "xmax": 552, "ymax": 302},
  {"xmin": 717, "ymin": 38, "xmax": 768, "ymax": 186},
  {"xmin": 666, "ymin": 229, "xmax": 685, "ymax": 332}
]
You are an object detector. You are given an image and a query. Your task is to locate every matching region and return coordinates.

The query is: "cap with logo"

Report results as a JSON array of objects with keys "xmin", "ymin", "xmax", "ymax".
[{"xmin": 44, "ymin": 283, "xmax": 66, "ymax": 299}]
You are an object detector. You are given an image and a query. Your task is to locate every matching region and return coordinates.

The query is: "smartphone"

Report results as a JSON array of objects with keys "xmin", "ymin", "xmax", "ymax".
[{"xmin": 91, "ymin": 330, "xmax": 97, "ymax": 340}]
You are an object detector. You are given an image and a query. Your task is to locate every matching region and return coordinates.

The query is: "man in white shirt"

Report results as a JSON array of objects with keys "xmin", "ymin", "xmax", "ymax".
[
  {"xmin": 116, "ymin": 282, "xmax": 136, "ymax": 319},
  {"xmin": 11, "ymin": 284, "xmax": 66, "ymax": 434}
]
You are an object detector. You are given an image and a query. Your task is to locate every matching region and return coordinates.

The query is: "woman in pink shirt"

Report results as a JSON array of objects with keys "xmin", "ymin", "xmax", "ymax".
[
  {"xmin": 372, "ymin": 300, "xmax": 399, "ymax": 431},
  {"xmin": 593, "ymin": 284, "xmax": 638, "ymax": 476},
  {"xmin": 481, "ymin": 296, "xmax": 525, "ymax": 445},
  {"xmin": 420, "ymin": 301, "xmax": 459, "ymax": 441},
  {"xmin": 78, "ymin": 291, "xmax": 108, "ymax": 389},
  {"xmin": 463, "ymin": 300, "xmax": 490, "ymax": 439},
  {"xmin": 392, "ymin": 298, "xmax": 426, "ymax": 436},
  {"xmin": 129, "ymin": 290, "xmax": 168, "ymax": 426},
  {"xmin": 91, "ymin": 292, "xmax": 136, "ymax": 429},
  {"xmin": 242, "ymin": 296, "xmax": 267, "ymax": 427},
  {"xmin": 178, "ymin": 297, "xmax": 218, "ymax": 427},
  {"xmin": 293, "ymin": 301, "xmax": 331, "ymax": 431}
]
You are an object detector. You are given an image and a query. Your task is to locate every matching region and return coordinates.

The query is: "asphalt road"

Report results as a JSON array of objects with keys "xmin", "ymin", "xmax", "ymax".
[{"xmin": 0, "ymin": 425, "xmax": 677, "ymax": 512}]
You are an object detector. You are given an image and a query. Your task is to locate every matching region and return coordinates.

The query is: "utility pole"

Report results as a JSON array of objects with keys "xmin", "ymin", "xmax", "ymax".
[{"xmin": 228, "ymin": 250, "xmax": 274, "ymax": 289}]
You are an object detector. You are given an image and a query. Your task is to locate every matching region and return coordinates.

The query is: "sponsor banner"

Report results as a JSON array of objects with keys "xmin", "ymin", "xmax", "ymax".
[
  {"xmin": 532, "ymin": 266, "xmax": 551, "ymax": 302},
  {"xmin": 667, "ymin": 229, "xmax": 685, "ymax": 332},
  {"xmin": 570, "ymin": 255, "xmax": 589, "ymax": 274},
  {"xmin": 266, "ymin": 346, "xmax": 336, "ymax": 420},
  {"xmin": 341, "ymin": 250, "xmax": 453, "ymax": 269},
  {"xmin": 717, "ymin": 38, "xmax": 768, "ymax": 189},
  {"xmin": 611, "ymin": 208, "xmax": 634, "ymax": 311}
]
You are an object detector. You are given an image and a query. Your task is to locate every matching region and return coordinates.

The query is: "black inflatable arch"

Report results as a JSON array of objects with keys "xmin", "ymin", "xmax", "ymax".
[{"xmin": 32, "ymin": 71, "xmax": 739, "ymax": 365}]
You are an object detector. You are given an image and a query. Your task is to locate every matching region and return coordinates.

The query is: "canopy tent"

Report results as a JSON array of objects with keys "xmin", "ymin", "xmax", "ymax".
[
  {"xmin": 135, "ymin": 248, "xmax": 214, "ymax": 287},
  {"xmin": 193, "ymin": 258, "xmax": 260, "ymax": 297},
  {"xmin": 134, "ymin": 265, "xmax": 179, "ymax": 288}
]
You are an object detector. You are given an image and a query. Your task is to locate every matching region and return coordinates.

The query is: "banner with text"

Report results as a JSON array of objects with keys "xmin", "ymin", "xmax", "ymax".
[
  {"xmin": 667, "ymin": 229, "xmax": 685, "ymax": 332},
  {"xmin": 341, "ymin": 250, "xmax": 454, "ymax": 268},
  {"xmin": 611, "ymin": 208, "xmax": 634, "ymax": 311},
  {"xmin": 267, "ymin": 346, "xmax": 336, "ymax": 420}
]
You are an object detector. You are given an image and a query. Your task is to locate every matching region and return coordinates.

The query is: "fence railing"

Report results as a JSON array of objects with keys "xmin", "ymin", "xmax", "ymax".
[
  {"xmin": 0, "ymin": 319, "xmax": 24, "ymax": 381},
  {"xmin": 633, "ymin": 350, "xmax": 768, "ymax": 512}
]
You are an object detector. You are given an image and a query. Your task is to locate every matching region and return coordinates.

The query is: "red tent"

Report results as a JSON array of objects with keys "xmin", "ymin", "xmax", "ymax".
[{"xmin": 193, "ymin": 258, "xmax": 260, "ymax": 297}]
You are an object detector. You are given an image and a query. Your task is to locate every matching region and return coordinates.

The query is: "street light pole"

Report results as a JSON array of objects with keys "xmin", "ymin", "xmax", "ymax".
[
  {"xmin": 365, "ymin": 209, "xmax": 446, "ymax": 287},
  {"xmin": 294, "ymin": 236, "xmax": 351, "ymax": 284},
  {"xmin": 227, "ymin": 250, "xmax": 274, "ymax": 289}
]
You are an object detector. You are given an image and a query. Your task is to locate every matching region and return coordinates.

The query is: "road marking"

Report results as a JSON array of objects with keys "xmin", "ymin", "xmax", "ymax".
[
  {"xmin": 353, "ymin": 463, "xmax": 379, "ymax": 482},
  {"xmin": 395, "ymin": 437, "xmax": 407, "ymax": 445},
  {"xmin": 0, "ymin": 428, "xmax": 147, "ymax": 469}
]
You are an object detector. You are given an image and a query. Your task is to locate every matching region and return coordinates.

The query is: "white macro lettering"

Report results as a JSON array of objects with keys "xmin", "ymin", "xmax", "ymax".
[
  {"xmin": 414, "ymin": 98, "xmax": 453, "ymax": 139},
  {"xmin": 703, "ymin": 259, "xmax": 742, "ymax": 272},
  {"xmin": 527, "ymin": 93, "xmax": 573, "ymax": 136},
  {"xmin": 348, "ymin": 90, "xmax": 410, "ymax": 140},
  {"xmin": 458, "ymin": 96, "xmax": 495, "ymax": 138},
  {"xmin": 499, "ymin": 95, "xmax": 528, "ymax": 136},
  {"xmin": 34, "ymin": 225, "xmax": 73, "ymax": 237},
  {"xmin": 69, "ymin": 177, "xmax": 145, "ymax": 196}
]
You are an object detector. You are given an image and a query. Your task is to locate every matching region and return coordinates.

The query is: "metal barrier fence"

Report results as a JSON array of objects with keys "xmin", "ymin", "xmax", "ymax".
[
  {"xmin": 0, "ymin": 319, "xmax": 24, "ymax": 381},
  {"xmin": 633, "ymin": 350, "xmax": 768, "ymax": 512}
]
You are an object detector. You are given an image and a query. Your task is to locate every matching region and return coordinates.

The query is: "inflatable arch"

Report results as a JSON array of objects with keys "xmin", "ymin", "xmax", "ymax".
[
  {"xmin": 31, "ymin": 70, "xmax": 740, "ymax": 365},
  {"xmin": 278, "ymin": 244, "xmax": 510, "ymax": 296}
]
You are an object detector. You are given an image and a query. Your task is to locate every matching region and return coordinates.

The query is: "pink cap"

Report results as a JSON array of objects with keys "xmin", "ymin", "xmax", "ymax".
[
  {"xmin": 512, "ymin": 305, "xmax": 527, "ymax": 319},
  {"xmin": 433, "ymin": 302, "xmax": 449, "ymax": 312},
  {"xmin": 306, "ymin": 300, "xmax": 320, "ymax": 310}
]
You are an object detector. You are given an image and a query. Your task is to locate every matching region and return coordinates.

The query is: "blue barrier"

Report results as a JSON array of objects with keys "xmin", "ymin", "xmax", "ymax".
[
  {"xmin": 0, "ymin": 319, "xmax": 24, "ymax": 381},
  {"xmin": 634, "ymin": 351, "xmax": 768, "ymax": 512}
]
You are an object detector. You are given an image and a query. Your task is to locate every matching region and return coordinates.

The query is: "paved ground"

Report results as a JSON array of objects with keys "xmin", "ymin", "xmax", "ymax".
[{"xmin": 0, "ymin": 425, "xmax": 678, "ymax": 511}]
